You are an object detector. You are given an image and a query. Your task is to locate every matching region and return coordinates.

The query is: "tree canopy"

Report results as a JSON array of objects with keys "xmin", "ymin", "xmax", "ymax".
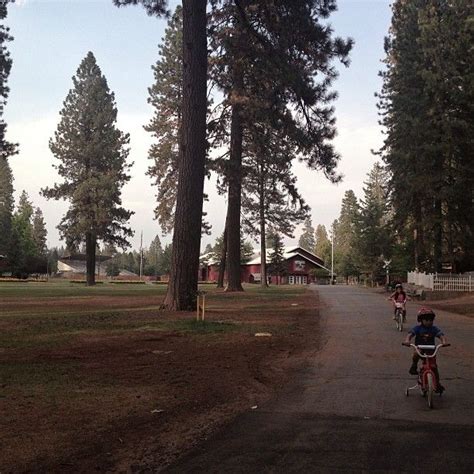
[{"xmin": 42, "ymin": 52, "xmax": 133, "ymax": 285}]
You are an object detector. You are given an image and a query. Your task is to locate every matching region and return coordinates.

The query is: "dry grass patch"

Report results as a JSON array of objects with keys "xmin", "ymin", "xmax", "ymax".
[{"xmin": 0, "ymin": 283, "xmax": 321, "ymax": 472}]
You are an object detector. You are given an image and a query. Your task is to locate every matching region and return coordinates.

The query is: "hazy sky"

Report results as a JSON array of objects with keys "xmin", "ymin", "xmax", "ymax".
[{"xmin": 5, "ymin": 0, "xmax": 392, "ymax": 251}]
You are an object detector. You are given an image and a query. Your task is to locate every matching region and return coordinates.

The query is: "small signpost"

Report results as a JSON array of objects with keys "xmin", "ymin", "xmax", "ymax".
[
  {"xmin": 196, "ymin": 290, "xmax": 206, "ymax": 321},
  {"xmin": 383, "ymin": 259, "xmax": 392, "ymax": 287}
]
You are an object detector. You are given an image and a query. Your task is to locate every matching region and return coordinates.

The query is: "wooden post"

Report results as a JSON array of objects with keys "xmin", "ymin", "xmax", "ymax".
[
  {"xmin": 202, "ymin": 293, "xmax": 206, "ymax": 321},
  {"xmin": 196, "ymin": 291, "xmax": 207, "ymax": 321},
  {"xmin": 196, "ymin": 293, "xmax": 200, "ymax": 321}
]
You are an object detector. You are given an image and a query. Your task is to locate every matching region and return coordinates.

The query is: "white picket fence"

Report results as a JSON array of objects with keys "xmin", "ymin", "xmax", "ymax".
[{"xmin": 407, "ymin": 271, "xmax": 473, "ymax": 292}]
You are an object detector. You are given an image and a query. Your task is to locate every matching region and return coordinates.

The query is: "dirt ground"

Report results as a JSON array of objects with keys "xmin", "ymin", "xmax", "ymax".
[
  {"xmin": 425, "ymin": 293, "xmax": 474, "ymax": 318},
  {"xmin": 0, "ymin": 285, "xmax": 321, "ymax": 473}
]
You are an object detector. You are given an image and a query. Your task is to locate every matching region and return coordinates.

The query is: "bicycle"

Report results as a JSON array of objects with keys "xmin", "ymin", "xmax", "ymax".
[
  {"xmin": 394, "ymin": 302, "xmax": 404, "ymax": 332},
  {"xmin": 402, "ymin": 342, "xmax": 450, "ymax": 409}
]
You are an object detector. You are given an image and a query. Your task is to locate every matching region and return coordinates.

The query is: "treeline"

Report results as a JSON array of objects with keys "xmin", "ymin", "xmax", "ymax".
[
  {"xmin": 2, "ymin": 0, "xmax": 469, "ymax": 308},
  {"xmin": 0, "ymin": 5, "xmax": 52, "ymax": 278},
  {"xmin": 105, "ymin": 236, "xmax": 172, "ymax": 278},
  {"xmin": 298, "ymin": 163, "xmax": 400, "ymax": 284},
  {"xmin": 0, "ymin": 189, "xmax": 51, "ymax": 277},
  {"xmin": 377, "ymin": 0, "xmax": 473, "ymax": 273},
  {"xmin": 126, "ymin": 1, "xmax": 353, "ymax": 308},
  {"xmin": 301, "ymin": 159, "xmax": 472, "ymax": 286},
  {"xmin": 297, "ymin": 0, "xmax": 474, "ymax": 281},
  {"xmin": 0, "ymin": 1, "xmax": 352, "ymax": 302}
]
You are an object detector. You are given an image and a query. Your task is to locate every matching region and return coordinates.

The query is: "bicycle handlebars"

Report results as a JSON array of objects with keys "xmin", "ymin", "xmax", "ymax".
[{"xmin": 401, "ymin": 342, "xmax": 450, "ymax": 358}]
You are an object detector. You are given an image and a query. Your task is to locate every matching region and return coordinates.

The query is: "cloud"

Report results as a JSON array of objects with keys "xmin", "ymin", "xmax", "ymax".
[
  {"xmin": 13, "ymin": 0, "xmax": 30, "ymax": 7},
  {"xmin": 8, "ymin": 113, "xmax": 160, "ymax": 249},
  {"xmin": 288, "ymin": 119, "xmax": 383, "ymax": 243},
  {"xmin": 7, "ymin": 111, "xmax": 384, "ymax": 252}
]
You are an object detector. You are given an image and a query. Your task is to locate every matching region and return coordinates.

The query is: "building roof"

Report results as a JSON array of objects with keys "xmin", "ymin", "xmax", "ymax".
[
  {"xmin": 59, "ymin": 253, "xmax": 112, "ymax": 263},
  {"xmin": 200, "ymin": 251, "xmax": 220, "ymax": 266},
  {"xmin": 119, "ymin": 269, "xmax": 139, "ymax": 277},
  {"xmin": 200, "ymin": 246, "xmax": 331, "ymax": 273},
  {"xmin": 246, "ymin": 246, "xmax": 326, "ymax": 267}
]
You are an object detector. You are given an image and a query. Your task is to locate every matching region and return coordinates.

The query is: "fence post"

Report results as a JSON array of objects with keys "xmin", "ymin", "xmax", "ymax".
[{"xmin": 470, "ymin": 275, "xmax": 472, "ymax": 292}]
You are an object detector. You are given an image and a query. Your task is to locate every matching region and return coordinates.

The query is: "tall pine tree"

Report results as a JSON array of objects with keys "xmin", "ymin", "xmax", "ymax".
[
  {"xmin": 0, "ymin": 0, "xmax": 16, "ymax": 264},
  {"xmin": 314, "ymin": 224, "xmax": 331, "ymax": 266},
  {"xmin": 210, "ymin": 0, "xmax": 352, "ymax": 292},
  {"xmin": 242, "ymin": 123, "xmax": 309, "ymax": 287},
  {"xmin": 145, "ymin": 6, "xmax": 182, "ymax": 234},
  {"xmin": 0, "ymin": 153, "xmax": 13, "ymax": 258},
  {"xmin": 115, "ymin": 0, "xmax": 208, "ymax": 310},
  {"xmin": 299, "ymin": 219, "xmax": 316, "ymax": 252},
  {"xmin": 378, "ymin": 0, "xmax": 473, "ymax": 272},
  {"xmin": 32, "ymin": 207, "xmax": 48, "ymax": 257},
  {"xmin": 357, "ymin": 162, "xmax": 393, "ymax": 283},
  {"xmin": 268, "ymin": 232, "xmax": 287, "ymax": 285},
  {"xmin": 333, "ymin": 190, "xmax": 361, "ymax": 279},
  {"xmin": 417, "ymin": 0, "xmax": 474, "ymax": 271},
  {"xmin": 42, "ymin": 52, "xmax": 133, "ymax": 286}
]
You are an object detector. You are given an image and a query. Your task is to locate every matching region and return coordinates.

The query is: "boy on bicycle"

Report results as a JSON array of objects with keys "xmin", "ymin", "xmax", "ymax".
[
  {"xmin": 404, "ymin": 307, "xmax": 448, "ymax": 392},
  {"xmin": 389, "ymin": 283, "xmax": 408, "ymax": 321}
]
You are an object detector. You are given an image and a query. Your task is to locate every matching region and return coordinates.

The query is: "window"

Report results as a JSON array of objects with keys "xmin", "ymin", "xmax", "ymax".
[{"xmin": 295, "ymin": 260, "xmax": 306, "ymax": 271}]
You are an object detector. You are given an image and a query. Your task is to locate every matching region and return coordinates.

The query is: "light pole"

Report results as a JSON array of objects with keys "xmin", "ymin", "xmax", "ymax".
[
  {"xmin": 331, "ymin": 225, "xmax": 334, "ymax": 285},
  {"xmin": 383, "ymin": 258, "xmax": 391, "ymax": 288},
  {"xmin": 139, "ymin": 231, "xmax": 144, "ymax": 281}
]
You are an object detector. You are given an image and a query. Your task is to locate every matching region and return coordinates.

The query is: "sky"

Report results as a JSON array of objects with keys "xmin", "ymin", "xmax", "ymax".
[{"xmin": 4, "ymin": 0, "xmax": 392, "ymax": 251}]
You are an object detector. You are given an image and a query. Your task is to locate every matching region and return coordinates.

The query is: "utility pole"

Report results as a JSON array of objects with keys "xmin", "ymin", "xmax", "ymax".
[
  {"xmin": 383, "ymin": 258, "xmax": 392, "ymax": 289},
  {"xmin": 97, "ymin": 246, "xmax": 101, "ymax": 279},
  {"xmin": 139, "ymin": 231, "xmax": 144, "ymax": 281},
  {"xmin": 331, "ymin": 225, "xmax": 334, "ymax": 285},
  {"xmin": 413, "ymin": 228, "xmax": 418, "ymax": 271}
]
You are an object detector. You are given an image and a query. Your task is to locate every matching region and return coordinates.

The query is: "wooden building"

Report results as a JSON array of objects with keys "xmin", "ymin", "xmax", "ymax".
[{"xmin": 200, "ymin": 246, "xmax": 330, "ymax": 285}]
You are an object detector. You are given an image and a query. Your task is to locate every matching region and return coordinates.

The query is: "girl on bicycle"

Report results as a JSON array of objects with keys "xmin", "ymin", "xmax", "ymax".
[{"xmin": 389, "ymin": 283, "xmax": 408, "ymax": 321}]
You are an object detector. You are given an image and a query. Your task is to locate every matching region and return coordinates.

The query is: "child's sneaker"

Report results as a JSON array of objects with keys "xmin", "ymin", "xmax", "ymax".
[{"xmin": 409, "ymin": 364, "xmax": 418, "ymax": 375}]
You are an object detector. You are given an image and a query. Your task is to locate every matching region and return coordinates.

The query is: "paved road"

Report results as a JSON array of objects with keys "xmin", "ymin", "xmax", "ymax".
[{"xmin": 167, "ymin": 286, "xmax": 474, "ymax": 473}]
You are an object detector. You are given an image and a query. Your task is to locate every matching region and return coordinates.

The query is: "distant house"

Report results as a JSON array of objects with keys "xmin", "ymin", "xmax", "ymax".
[
  {"xmin": 0, "ymin": 254, "xmax": 8, "ymax": 273},
  {"xmin": 200, "ymin": 246, "xmax": 331, "ymax": 285},
  {"xmin": 118, "ymin": 269, "xmax": 138, "ymax": 278},
  {"xmin": 57, "ymin": 253, "xmax": 112, "ymax": 277}
]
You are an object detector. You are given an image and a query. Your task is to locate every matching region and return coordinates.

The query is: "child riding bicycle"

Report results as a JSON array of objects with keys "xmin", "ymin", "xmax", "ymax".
[
  {"xmin": 388, "ymin": 283, "xmax": 408, "ymax": 321},
  {"xmin": 404, "ymin": 307, "xmax": 448, "ymax": 393}
]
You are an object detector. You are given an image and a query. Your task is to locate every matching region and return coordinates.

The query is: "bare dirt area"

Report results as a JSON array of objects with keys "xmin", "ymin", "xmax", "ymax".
[
  {"xmin": 0, "ymin": 284, "xmax": 321, "ymax": 472},
  {"xmin": 425, "ymin": 293, "xmax": 474, "ymax": 318}
]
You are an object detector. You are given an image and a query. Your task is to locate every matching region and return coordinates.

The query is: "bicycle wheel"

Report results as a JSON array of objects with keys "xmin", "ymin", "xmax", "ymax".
[
  {"xmin": 395, "ymin": 310, "xmax": 403, "ymax": 331},
  {"xmin": 426, "ymin": 373, "xmax": 434, "ymax": 409}
]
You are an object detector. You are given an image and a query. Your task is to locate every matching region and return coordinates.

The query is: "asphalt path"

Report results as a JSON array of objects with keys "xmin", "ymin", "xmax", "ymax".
[{"xmin": 167, "ymin": 285, "xmax": 474, "ymax": 473}]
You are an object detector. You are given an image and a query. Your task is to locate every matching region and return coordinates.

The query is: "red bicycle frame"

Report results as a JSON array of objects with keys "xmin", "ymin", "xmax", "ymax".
[
  {"xmin": 403, "ymin": 343, "xmax": 450, "ymax": 408},
  {"xmin": 418, "ymin": 351, "xmax": 438, "ymax": 391}
]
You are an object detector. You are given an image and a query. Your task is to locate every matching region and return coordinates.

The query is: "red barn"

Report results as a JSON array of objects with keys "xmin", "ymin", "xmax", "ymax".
[{"xmin": 200, "ymin": 246, "xmax": 330, "ymax": 285}]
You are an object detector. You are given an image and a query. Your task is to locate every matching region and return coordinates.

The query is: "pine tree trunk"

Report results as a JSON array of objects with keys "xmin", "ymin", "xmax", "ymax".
[
  {"xmin": 414, "ymin": 201, "xmax": 421, "ymax": 270},
  {"xmin": 433, "ymin": 198, "xmax": 443, "ymax": 273},
  {"xmin": 85, "ymin": 232, "xmax": 96, "ymax": 286},
  {"xmin": 217, "ymin": 217, "xmax": 228, "ymax": 289},
  {"xmin": 164, "ymin": 0, "xmax": 207, "ymax": 310},
  {"xmin": 225, "ymin": 72, "xmax": 244, "ymax": 292}
]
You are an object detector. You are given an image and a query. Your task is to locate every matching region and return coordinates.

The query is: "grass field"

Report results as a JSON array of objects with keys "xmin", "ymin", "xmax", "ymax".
[{"xmin": 0, "ymin": 281, "xmax": 320, "ymax": 472}]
